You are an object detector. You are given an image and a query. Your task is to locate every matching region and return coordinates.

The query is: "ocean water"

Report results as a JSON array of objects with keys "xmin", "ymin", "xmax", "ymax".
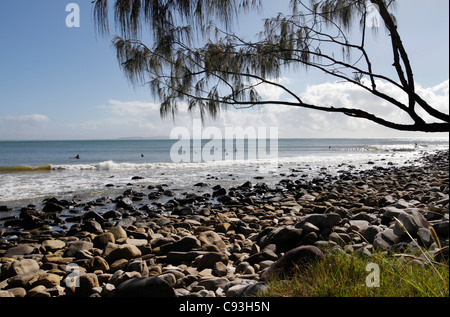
[{"xmin": 0, "ymin": 138, "xmax": 448, "ymax": 207}]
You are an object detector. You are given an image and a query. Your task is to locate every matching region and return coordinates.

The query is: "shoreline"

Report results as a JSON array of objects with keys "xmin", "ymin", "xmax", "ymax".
[{"xmin": 0, "ymin": 150, "xmax": 448, "ymax": 297}]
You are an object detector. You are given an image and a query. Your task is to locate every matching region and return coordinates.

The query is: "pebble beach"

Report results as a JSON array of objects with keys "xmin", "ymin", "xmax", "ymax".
[{"xmin": 0, "ymin": 149, "xmax": 448, "ymax": 298}]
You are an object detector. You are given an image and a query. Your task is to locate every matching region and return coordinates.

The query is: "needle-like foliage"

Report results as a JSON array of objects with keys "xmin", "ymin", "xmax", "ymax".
[{"xmin": 93, "ymin": 0, "xmax": 449, "ymax": 132}]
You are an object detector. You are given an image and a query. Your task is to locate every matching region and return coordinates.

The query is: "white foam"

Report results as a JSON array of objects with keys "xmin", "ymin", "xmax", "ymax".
[{"xmin": 1, "ymin": 145, "xmax": 446, "ymax": 205}]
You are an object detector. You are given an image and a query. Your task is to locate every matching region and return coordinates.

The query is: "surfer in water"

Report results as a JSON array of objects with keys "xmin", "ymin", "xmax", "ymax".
[{"xmin": 70, "ymin": 154, "xmax": 80, "ymax": 159}]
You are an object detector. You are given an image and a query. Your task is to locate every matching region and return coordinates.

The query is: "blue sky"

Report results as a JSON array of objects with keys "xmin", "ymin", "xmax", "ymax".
[{"xmin": 0, "ymin": 0, "xmax": 448, "ymax": 140}]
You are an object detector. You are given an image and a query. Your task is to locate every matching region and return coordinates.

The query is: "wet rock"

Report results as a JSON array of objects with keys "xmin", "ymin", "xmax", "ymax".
[
  {"xmin": 116, "ymin": 198, "xmax": 134, "ymax": 210},
  {"xmin": 43, "ymin": 201, "xmax": 65, "ymax": 213},
  {"xmin": 0, "ymin": 206, "xmax": 12, "ymax": 212}
]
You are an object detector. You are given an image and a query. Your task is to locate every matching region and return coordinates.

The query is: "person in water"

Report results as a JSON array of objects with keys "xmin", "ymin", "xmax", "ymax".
[{"xmin": 70, "ymin": 154, "xmax": 80, "ymax": 159}]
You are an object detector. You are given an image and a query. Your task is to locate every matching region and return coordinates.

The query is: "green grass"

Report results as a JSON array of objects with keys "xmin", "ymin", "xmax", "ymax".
[{"xmin": 261, "ymin": 249, "xmax": 449, "ymax": 297}]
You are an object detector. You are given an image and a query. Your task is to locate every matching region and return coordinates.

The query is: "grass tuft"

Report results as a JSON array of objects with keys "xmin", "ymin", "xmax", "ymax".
[{"xmin": 261, "ymin": 248, "xmax": 449, "ymax": 297}]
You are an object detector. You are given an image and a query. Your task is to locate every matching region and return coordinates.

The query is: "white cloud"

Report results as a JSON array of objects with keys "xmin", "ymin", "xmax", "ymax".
[
  {"xmin": 254, "ymin": 77, "xmax": 292, "ymax": 101},
  {"xmin": 98, "ymin": 100, "xmax": 161, "ymax": 117},
  {"xmin": 5, "ymin": 79, "xmax": 446, "ymax": 141},
  {"xmin": 0, "ymin": 114, "xmax": 49, "ymax": 123},
  {"xmin": 95, "ymin": 80, "xmax": 448, "ymax": 139},
  {"xmin": 0, "ymin": 114, "xmax": 50, "ymax": 139}
]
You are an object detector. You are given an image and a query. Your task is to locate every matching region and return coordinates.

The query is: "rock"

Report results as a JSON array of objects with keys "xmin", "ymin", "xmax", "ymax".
[
  {"xmin": 116, "ymin": 197, "xmax": 134, "ymax": 210},
  {"xmin": 43, "ymin": 201, "xmax": 64, "ymax": 213},
  {"xmin": 93, "ymin": 232, "xmax": 115, "ymax": 249},
  {"xmin": 159, "ymin": 236, "xmax": 201, "ymax": 254},
  {"xmin": 31, "ymin": 273, "xmax": 62, "ymax": 288},
  {"xmin": 196, "ymin": 252, "xmax": 229, "ymax": 270},
  {"xmin": 298, "ymin": 222, "xmax": 320, "ymax": 235},
  {"xmin": 111, "ymin": 276, "xmax": 176, "ymax": 297},
  {"xmin": 260, "ymin": 227, "xmax": 303, "ymax": 253},
  {"xmin": 108, "ymin": 226, "xmax": 128, "ymax": 241},
  {"xmin": 7, "ymin": 270, "xmax": 47, "ymax": 289},
  {"xmin": 417, "ymin": 228, "xmax": 433, "ymax": 248},
  {"xmin": 75, "ymin": 273, "xmax": 100, "ymax": 297},
  {"xmin": 225, "ymin": 284, "xmax": 248, "ymax": 297},
  {"xmin": 0, "ymin": 290, "xmax": 14, "ymax": 297},
  {"xmin": 197, "ymin": 277, "xmax": 230, "ymax": 291},
  {"xmin": 298, "ymin": 193, "xmax": 316, "ymax": 202},
  {"xmin": 198, "ymin": 231, "xmax": 227, "ymax": 251},
  {"xmin": 21, "ymin": 215, "xmax": 45, "ymax": 230},
  {"xmin": 0, "ymin": 206, "xmax": 12, "ymax": 212},
  {"xmin": 433, "ymin": 220, "xmax": 449, "ymax": 238},
  {"xmin": 9, "ymin": 259, "xmax": 40, "ymax": 276},
  {"xmin": 364, "ymin": 196, "xmax": 379, "ymax": 207},
  {"xmin": 382, "ymin": 207, "xmax": 405, "ymax": 219},
  {"xmin": 6, "ymin": 287, "xmax": 26, "ymax": 297},
  {"xmin": 105, "ymin": 244, "xmax": 142, "ymax": 263},
  {"xmin": 88, "ymin": 256, "xmax": 110, "ymax": 273},
  {"xmin": 27, "ymin": 285, "xmax": 49, "ymax": 297},
  {"xmin": 362, "ymin": 225, "xmax": 382, "ymax": 244},
  {"xmin": 260, "ymin": 246, "xmax": 325, "ymax": 281},
  {"xmin": 166, "ymin": 251, "xmax": 199, "ymax": 265},
  {"xmin": 158, "ymin": 273, "xmax": 177, "ymax": 287},
  {"xmin": 393, "ymin": 209, "xmax": 430, "ymax": 237},
  {"xmin": 348, "ymin": 220, "xmax": 370, "ymax": 233},
  {"xmin": 373, "ymin": 228, "xmax": 402, "ymax": 251},
  {"xmin": 41, "ymin": 239, "xmax": 66, "ymax": 253},
  {"xmin": 4, "ymin": 244, "xmax": 40, "ymax": 257},
  {"xmin": 247, "ymin": 250, "xmax": 278, "ymax": 265},
  {"xmin": 125, "ymin": 260, "xmax": 149, "ymax": 277},
  {"xmin": 64, "ymin": 241, "xmax": 94, "ymax": 258},
  {"xmin": 328, "ymin": 232, "xmax": 346, "ymax": 247},
  {"xmin": 235, "ymin": 282, "xmax": 268, "ymax": 297},
  {"xmin": 81, "ymin": 219, "xmax": 104, "ymax": 234},
  {"xmin": 295, "ymin": 213, "xmax": 341, "ymax": 230},
  {"xmin": 300, "ymin": 232, "xmax": 318, "ymax": 245},
  {"xmin": 380, "ymin": 195, "xmax": 396, "ymax": 206},
  {"xmin": 213, "ymin": 262, "xmax": 228, "ymax": 277}
]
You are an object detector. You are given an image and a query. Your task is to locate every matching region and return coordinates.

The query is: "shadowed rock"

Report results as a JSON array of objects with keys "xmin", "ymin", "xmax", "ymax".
[{"xmin": 260, "ymin": 246, "xmax": 325, "ymax": 281}]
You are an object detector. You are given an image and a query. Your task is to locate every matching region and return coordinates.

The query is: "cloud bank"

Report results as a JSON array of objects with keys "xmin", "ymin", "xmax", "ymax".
[{"xmin": 1, "ymin": 80, "xmax": 448, "ymax": 140}]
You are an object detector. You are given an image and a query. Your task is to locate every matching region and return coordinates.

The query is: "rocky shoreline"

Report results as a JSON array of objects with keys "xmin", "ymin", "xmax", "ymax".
[{"xmin": 0, "ymin": 150, "xmax": 448, "ymax": 297}]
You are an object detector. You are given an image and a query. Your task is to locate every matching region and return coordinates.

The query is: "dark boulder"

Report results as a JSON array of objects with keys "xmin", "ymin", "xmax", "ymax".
[
  {"xmin": 260, "ymin": 246, "xmax": 325, "ymax": 281},
  {"xmin": 111, "ymin": 277, "xmax": 175, "ymax": 297}
]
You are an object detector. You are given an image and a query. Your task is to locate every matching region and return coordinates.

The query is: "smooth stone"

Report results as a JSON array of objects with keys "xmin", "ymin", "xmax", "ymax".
[
  {"xmin": 104, "ymin": 244, "xmax": 142, "ymax": 263},
  {"xmin": 260, "ymin": 246, "xmax": 325, "ymax": 281},
  {"xmin": 111, "ymin": 276, "xmax": 175, "ymax": 297},
  {"xmin": 63, "ymin": 241, "xmax": 94, "ymax": 258},
  {"xmin": 393, "ymin": 210, "xmax": 430, "ymax": 237},
  {"xmin": 4, "ymin": 244, "xmax": 40, "ymax": 257},
  {"xmin": 41, "ymin": 240, "xmax": 66, "ymax": 253}
]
